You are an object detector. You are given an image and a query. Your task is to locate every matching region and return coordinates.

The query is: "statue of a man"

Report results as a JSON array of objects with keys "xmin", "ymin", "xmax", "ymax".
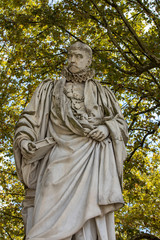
[{"xmin": 14, "ymin": 41, "xmax": 128, "ymax": 240}]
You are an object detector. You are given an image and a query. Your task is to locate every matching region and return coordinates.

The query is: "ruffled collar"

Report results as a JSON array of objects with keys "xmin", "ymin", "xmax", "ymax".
[{"xmin": 61, "ymin": 67, "xmax": 95, "ymax": 82}]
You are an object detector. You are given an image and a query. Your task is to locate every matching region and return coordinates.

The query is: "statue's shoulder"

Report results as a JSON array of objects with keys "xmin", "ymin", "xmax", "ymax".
[
  {"xmin": 30, "ymin": 78, "xmax": 55, "ymax": 100},
  {"xmin": 36, "ymin": 78, "xmax": 54, "ymax": 90},
  {"xmin": 89, "ymin": 78, "xmax": 100, "ymax": 87},
  {"xmin": 42, "ymin": 78, "xmax": 54, "ymax": 85},
  {"xmin": 43, "ymin": 78, "xmax": 54, "ymax": 83},
  {"xmin": 91, "ymin": 78, "xmax": 108, "ymax": 91},
  {"xmin": 34, "ymin": 78, "xmax": 54, "ymax": 89},
  {"xmin": 103, "ymin": 85, "xmax": 117, "ymax": 101},
  {"xmin": 92, "ymin": 79, "xmax": 117, "ymax": 101}
]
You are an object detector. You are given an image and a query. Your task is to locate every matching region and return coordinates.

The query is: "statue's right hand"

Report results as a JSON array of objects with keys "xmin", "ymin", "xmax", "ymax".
[{"xmin": 20, "ymin": 140, "xmax": 36, "ymax": 159}]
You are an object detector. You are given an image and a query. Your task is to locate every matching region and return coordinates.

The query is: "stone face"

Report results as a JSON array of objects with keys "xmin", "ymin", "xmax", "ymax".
[{"xmin": 14, "ymin": 41, "xmax": 128, "ymax": 240}]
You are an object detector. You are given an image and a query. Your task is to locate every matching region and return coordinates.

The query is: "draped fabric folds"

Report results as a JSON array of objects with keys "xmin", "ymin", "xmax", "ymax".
[{"xmin": 14, "ymin": 77, "xmax": 128, "ymax": 240}]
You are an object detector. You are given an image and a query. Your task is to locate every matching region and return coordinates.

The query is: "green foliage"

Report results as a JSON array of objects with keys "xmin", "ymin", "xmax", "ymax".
[
  {"xmin": 0, "ymin": 0, "xmax": 159, "ymax": 239},
  {"xmin": 115, "ymin": 149, "xmax": 160, "ymax": 239},
  {"xmin": 0, "ymin": 156, "xmax": 24, "ymax": 239}
]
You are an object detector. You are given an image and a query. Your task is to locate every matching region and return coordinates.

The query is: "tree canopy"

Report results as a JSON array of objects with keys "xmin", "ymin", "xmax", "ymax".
[{"xmin": 0, "ymin": 0, "xmax": 160, "ymax": 239}]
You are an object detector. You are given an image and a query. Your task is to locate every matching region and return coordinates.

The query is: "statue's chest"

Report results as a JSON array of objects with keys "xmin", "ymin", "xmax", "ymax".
[
  {"xmin": 64, "ymin": 82, "xmax": 84, "ymax": 99},
  {"xmin": 64, "ymin": 82, "xmax": 85, "ymax": 112}
]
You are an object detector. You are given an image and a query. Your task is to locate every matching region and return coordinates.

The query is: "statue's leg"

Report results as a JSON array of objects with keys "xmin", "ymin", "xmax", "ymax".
[{"xmin": 95, "ymin": 212, "xmax": 116, "ymax": 240}]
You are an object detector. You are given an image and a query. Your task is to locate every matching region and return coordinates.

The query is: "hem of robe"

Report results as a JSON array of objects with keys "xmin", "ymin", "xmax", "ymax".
[{"xmin": 26, "ymin": 202, "xmax": 124, "ymax": 240}]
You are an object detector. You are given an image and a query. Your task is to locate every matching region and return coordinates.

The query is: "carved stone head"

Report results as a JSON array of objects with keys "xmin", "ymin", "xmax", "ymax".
[{"xmin": 67, "ymin": 41, "xmax": 92, "ymax": 73}]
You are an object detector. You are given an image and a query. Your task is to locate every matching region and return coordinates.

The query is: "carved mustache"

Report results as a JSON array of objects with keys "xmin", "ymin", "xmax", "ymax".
[{"xmin": 68, "ymin": 63, "xmax": 78, "ymax": 68}]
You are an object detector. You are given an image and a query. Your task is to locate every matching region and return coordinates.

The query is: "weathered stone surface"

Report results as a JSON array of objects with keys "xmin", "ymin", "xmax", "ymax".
[{"xmin": 14, "ymin": 41, "xmax": 128, "ymax": 240}]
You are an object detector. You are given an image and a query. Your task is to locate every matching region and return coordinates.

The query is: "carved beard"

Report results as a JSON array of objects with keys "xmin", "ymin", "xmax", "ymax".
[{"xmin": 61, "ymin": 67, "xmax": 95, "ymax": 83}]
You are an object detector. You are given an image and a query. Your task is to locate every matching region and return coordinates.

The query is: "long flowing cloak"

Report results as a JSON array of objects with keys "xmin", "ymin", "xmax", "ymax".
[{"xmin": 14, "ymin": 77, "xmax": 128, "ymax": 240}]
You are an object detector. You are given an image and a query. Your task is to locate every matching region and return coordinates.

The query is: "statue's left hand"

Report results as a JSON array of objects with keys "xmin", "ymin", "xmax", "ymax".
[{"xmin": 87, "ymin": 125, "xmax": 109, "ymax": 141}]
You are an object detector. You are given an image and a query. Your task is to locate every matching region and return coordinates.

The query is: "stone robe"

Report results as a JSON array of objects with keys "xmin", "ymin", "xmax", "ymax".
[{"xmin": 14, "ymin": 76, "xmax": 128, "ymax": 240}]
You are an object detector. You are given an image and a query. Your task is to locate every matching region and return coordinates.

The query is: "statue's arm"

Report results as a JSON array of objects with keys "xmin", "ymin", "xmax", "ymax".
[
  {"xmin": 86, "ymin": 81, "xmax": 128, "ymax": 144},
  {"xmin": 103, "ymin": 85, "xmax": 129, "ymax": 145},
  {"xmin": 14, "ymin": 79, "xmax": 54, "ymax": 147},
  {"xmin": 13, "ymin": 79, "xmax": 54, "ymax": 183}
]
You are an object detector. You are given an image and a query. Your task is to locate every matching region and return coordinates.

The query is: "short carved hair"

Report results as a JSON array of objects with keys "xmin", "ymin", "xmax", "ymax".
[{"xmin": 68, "ymin": 41, "xmax": 92, "ymax": 59}]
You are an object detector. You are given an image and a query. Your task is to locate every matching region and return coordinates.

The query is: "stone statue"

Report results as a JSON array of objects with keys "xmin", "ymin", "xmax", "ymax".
[{"xmin": 14, "ymin": 41, "xmax": 128, "ymax": 240}]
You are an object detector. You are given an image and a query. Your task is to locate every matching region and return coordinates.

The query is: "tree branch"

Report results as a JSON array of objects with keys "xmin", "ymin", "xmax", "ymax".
[
  {"xmin": 89, "ymin": 0, "xmax": 139, "ymax": 69},
  {"xmin": 0, "ymin": 192, "xmax": 24, "ymax": 196},
  {"xmin": 147, "ymin": 71, "xmax": 160, "ymax": 88},
  {"xmin": 135, "ymin": 0, "xmax": 160, "ymax": 32},
  {"xmin": 57, "ymin": 25, "xmax": 84, "ymax": 43},
  {"xmin": 127, "ymin": 121, "xmax": 160, "ymax": 161},
  {"xmin": 130, "ymin": 128, "xmax": 149, "ymax": 132},
  {"xmin": 112, "ymin": 30, "xmax": 160, "ymax": 79},
  {"xmin": 134, "ymin": 103, "xmax": 160, "ymax": 116},
  {"xmin": 0, "ymin": 170, "xmax": 17, "ymax": 176},
  {"xmin": 136, "ymin": 63, "xmax": 160, "ymax": 76},
  {"xmin": 106, "ymin": 0, "xmax": 160, "ymax": 64},
  {"xmin": 128, "ymin": 10, "xmax": 143, "ymax": 21},
  {"xmin": 155, "ymin": 0, "xmax": 160, "ymax": 7},
  {"xmin": 133, "ymin": 232, "xmax": 160, "ymax": 240},
  {"xmin": 89, "ymin": 0, "xmax": 160, "ymax": 76},
  {"xmin": 127, "ymin": 95, "xmax": 144, "ymax": 115},
  {"xmin": 2, "ymin": 227, "xmax": 14, "ymax": 240},
  {"xmin": 3, "ymin": 212, "xmax": 23, "ymax": 220}
]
